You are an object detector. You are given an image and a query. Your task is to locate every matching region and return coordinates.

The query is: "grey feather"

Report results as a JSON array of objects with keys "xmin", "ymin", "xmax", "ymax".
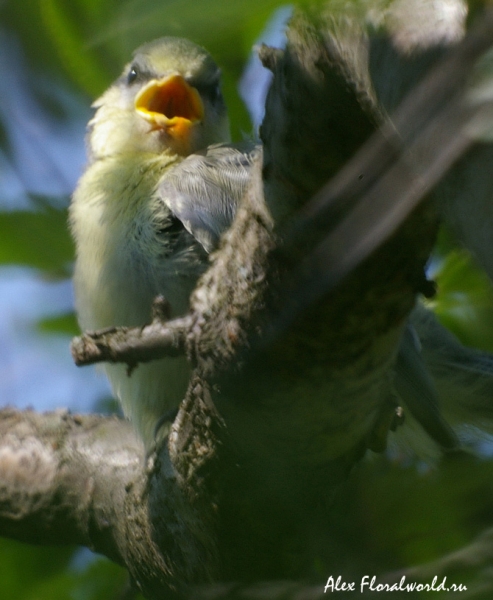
[
  {"xmin": 395, "ymin": 320, "xmax": 459, "ymax": 449},
  {"xmin": 411, "ymin": 304, "xmax": 493, "ymax": 431},
  {"xmin": 158, "ymin": 141, "xmax": 260, "ymax": 252}
]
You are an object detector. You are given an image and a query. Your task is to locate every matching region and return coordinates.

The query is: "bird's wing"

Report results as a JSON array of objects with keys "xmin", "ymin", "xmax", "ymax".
[
  {"xmin": 395, "ymin": 320, "xmax": 458, "ymax": 449},
  {"xmin": 411, "ymin": 304, "xmax": 493, "ymax": 433},
  {"xmin": 157, "ymin": 141, "xmax": 260, "ymax": 253}
]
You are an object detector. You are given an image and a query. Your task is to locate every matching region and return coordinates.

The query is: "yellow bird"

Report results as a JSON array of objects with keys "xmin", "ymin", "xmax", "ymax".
[
  {"xmin": 70, "ymin": 36, "xmax": 458, "ymax": 455},
  {"xmin": 70, "ymin": 37, "xmax": 255, "ymax": 448}
]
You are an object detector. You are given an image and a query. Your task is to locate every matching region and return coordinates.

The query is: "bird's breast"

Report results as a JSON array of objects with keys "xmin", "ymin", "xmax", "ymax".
[{"xmin": 70, "ymin": 154, "xmax": 178, "ymax": 330}]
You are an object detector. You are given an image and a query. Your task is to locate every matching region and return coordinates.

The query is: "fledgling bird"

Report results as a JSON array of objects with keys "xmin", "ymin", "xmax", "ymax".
[
  {"xmin": 70, "ymin": 37, "xmax": 256, "ymax": 448},
  {"xmin": 70, "ymin": 36, "xmax": 493, "ymax": 459}
]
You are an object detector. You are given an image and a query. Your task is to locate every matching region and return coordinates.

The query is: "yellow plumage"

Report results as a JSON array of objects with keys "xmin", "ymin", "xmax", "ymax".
[{"xmin": 70, "ymin": 38, "xmax": 233, "ymax": 448}]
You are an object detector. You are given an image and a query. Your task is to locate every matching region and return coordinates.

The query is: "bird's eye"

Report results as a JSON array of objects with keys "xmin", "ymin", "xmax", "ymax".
[
  {"xmin": 127, "ymin": 66, "xmax": 139, "ymax": 85},
  {"xmin": 196, "ymin": 81, "xmax": 222, "ymax": 105}
]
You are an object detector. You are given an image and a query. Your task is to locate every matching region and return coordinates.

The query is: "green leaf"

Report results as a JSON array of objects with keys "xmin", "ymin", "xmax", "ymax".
[
  {"xmin": 40, "ymin": 0, "xmax": 114, "ymax": 96},
  {"xmin": 0, "ymin": 206, "xmax": 73, "ymax": 275},
  {"xmin": 0, "ymin": 538, "xmax": 76, "ymax": 600},
  {"xmin": 428, "ymin": 236, "xmax": 493, "ymax": 352},
  {"xmin": 37, "ymin": 311, "xmax": 79, "ymax": 335}
]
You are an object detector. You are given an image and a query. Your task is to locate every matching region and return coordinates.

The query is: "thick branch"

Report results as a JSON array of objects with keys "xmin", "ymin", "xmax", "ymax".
[
  {"xmin": 0, "ymin": 407, "xmax": 141, "ymax": 561},
  {"xmin": 0, "ymin": 406, "xmax": 223, "ymax": 598}
]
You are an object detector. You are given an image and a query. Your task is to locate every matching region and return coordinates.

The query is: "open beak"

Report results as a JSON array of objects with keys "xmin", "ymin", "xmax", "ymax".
[{"xmin": 135, "ymin": 74, "xmax": 204, "ymax": 152}]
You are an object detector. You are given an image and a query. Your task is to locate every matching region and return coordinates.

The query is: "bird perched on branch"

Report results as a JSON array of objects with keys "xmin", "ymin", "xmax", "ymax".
[
  {"xmin": 70, "ymin": 37, "xmax": 256, "ymax": 448},
  {"xmin": 70, "ymin": 35, "xmax": 493, "ymax": 458}
]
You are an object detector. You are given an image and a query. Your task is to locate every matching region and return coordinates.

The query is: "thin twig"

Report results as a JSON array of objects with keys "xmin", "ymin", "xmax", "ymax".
[{"xmin": 71, "ymin": 315, "xmax": 192, "ymax": 367}]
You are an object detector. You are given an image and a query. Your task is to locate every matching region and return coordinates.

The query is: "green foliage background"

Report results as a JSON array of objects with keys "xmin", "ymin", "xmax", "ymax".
[{"xmin": 2, "ymin": 0, "xmax": 493, "ymax": 598}]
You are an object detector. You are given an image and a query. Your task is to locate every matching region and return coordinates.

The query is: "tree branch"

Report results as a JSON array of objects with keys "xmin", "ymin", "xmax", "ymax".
[
  {"xmin": 71, "ymin": 315, "xmax": 191, "ymax": 368},
  {"xmin": 0, "ymin": 408, "xmax": 141, "ymax": 562}
]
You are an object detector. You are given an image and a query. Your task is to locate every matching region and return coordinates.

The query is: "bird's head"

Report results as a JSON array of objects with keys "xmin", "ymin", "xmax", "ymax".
[{"xmin": 88, "ymin": 37, "xmax": 231, "ymax": 159}]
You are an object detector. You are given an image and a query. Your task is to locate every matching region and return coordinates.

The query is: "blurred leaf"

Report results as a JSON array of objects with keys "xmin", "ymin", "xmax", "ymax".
[
  {"xmin": 0, "ymin": 538, "xmax": 133, "ymax": 600},
  {"xmin": 327, "ymin": 452, "xmax": 493, "ymax": 573},
  {"xmin": 0, "ymin": 206, "xmax": 73, "ymax": 274},
  {"xmin": 40, "ymin": 0, "xmax": 114, "ymax": 96},
  {"xmin": 0, "ymin": 538, "xmax": 76, "ymax": 600},
  {"xmin": 0, "ymin": 0, "xmax": 66, "ymax": 76},
  {"xmin": 428, "ymin": 229, "xmax": 493, "ymax": 352},
  {"xmin": 37, "ymin": 311, "xmax": 79, "ymax": 335},
  {"xmin": 89, "ymin": 0, "xmax": 288, "ymax": 54}
]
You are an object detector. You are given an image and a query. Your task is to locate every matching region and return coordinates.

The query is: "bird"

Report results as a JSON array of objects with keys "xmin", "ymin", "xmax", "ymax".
[
  {"xmin": 70, "ymin": 35, "xmax": 493, "ymax": 459},
  {"xmin": 70, "ymin": 37, "xmax": 257, "ymax": 449}
]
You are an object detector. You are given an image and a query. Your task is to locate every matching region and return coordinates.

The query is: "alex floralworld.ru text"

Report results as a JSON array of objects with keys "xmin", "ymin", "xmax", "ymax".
[{"xmin": 324, "ymin": 575, "xmax": 467, "ymax": 593}]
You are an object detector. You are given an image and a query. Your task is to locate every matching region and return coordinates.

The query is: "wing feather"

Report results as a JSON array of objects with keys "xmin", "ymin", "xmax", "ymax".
[{"xmin": 157, "ymin": 142, "xmax": 259, "ymax": 252}]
